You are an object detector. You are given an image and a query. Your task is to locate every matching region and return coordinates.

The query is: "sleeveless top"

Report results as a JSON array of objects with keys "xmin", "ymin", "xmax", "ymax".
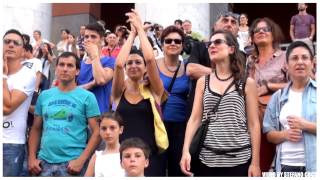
[
  {"xmin": 159, "ymin": 70, "xmax": 190, "ymax": 122},
  {"xmin": 116, "ymin": 92, "xmax": 157, "ymax": 153},
  {"xmin": 94, "ymin": 151, "xmax": 124, "ymax": 177},
  {"xmin": 199, "ymin": 75, "xmax": 251, "ymax": 167}
]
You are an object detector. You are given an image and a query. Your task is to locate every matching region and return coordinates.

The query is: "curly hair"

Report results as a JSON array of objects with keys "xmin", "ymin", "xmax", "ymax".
[{"xmin": 249, "ymin": 17, "xmax": 284, "ymax": 56}]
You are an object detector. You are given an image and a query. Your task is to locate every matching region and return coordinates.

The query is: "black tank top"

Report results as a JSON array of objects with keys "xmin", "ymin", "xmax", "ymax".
[{"xmin": 116, "ymin": 93, "xmax": 157, "ymax": 153}]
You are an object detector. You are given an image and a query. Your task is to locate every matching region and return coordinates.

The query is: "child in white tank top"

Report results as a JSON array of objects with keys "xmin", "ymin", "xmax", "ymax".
[{"xmin": 84, "ymin": 112, "xmax": 125, "ymax": 177}]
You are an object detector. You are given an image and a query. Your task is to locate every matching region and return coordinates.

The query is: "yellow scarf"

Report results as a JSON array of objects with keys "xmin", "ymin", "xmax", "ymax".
[{"xmin": 139, "ymin": 84, "xmax": 169, "ymax": 153}]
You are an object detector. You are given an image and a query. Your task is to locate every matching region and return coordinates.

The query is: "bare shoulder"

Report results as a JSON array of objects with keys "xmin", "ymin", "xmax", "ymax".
[
  {"xmin": 245, "ymin": 77, "xmax": 257, "ymax": 93},
  {"xmin": 196, "ymin": 75, "xmax": 206, "ymax": 90}
]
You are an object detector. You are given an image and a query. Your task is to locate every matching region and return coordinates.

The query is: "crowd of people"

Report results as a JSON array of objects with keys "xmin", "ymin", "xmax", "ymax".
[{"xmin": 2, "ymin": 3, "xmax": 317, "ymax": 177}]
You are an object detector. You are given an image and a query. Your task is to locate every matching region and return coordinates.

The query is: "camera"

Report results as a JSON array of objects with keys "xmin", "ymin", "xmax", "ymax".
[
  {"xmin": 118, "ymin": 26, "xmax": 127, "ymax": 32},
  {"xmin": 117, "ymin": 26, "xmax": 129, "ymax": 38}
]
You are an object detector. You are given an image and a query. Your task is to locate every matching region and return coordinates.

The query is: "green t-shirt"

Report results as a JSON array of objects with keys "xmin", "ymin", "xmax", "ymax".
[{"xmin": 35, "ymin": 87, "xmax": 100, "ymax": 163}]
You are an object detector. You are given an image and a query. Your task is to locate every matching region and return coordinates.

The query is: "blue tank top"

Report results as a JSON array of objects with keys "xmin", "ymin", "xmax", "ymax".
[{"xmin": 159, "ymin": 71, "xmax": 190, "ymax": 122}]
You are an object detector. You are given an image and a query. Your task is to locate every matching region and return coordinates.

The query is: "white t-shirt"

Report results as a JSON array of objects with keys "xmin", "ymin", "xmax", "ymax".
[
  {"xmin": 39, "ymin": 57, "xmax": 51, "ymax": 79},
  {"xmin": 3, "ymin": 66, "xmax": 36, "ymax": 144},
  {"xmin": 279, "ymin": 89, "xmax": 305, "ymax": 166},
  {"xmin": 237, "ymin": 31, "xmax": 249, "ymax": 52},
  {"xmin": 94, "ymin": 151, "xmax": 125, "ymax": 177},
  {"xmin": 21, "ymin": 58, "xmax": 43, "ymax": 74},
  {"xmin": 56, "ymin": 40, "xmax": 68, "ymax": 56}
]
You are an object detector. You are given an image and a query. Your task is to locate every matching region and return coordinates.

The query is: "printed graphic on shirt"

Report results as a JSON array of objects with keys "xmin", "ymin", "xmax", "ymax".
[{"xmin": 43, "ymin": 99, "xmax": 78, "ymax": 134}]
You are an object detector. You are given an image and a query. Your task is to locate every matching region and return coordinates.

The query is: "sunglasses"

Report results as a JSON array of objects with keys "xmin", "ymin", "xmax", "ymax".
[
  {"xmin": 164, "ymin": 38, "xmax": 182, "ymax": 45},
  {"xmin": 84, "ymin": 34, "xmax": 98, "ymax": 39},
  {"xmin": 3, "ymin": 39, "xmax": 23, "ymax": 46},
  {"xmin": 253, "ymin": 26, "xmax": 272, "ymax": 34},
  {"xmin": 205, "ymin": 39, "xmax": 227, "ymax": 48}
]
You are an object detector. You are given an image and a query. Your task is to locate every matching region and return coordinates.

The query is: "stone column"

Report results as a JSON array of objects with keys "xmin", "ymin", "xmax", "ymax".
[
  {"xmin": 3, "ymin": 2, "xmax": 52, "ymax": 42},
  {"xmin": 135, "ymin": 3, "xmax": 210, "ymax": 39}
]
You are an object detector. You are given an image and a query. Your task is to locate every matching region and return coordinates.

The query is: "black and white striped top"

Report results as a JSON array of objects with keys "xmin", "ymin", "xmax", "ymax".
[{"xmin": 199, "ymin": 75, "xmax": 251, "ymax": 167}]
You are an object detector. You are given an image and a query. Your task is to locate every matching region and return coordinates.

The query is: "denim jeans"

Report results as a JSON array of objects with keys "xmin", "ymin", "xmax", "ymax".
[
  {"xmin": 3, "ymin": 143, "xmax": 26, "ymax": 177},
  {"xmin": 39, "ymin": 160, "xmax": 88, "ymax": 177},
  {"xmin": 20, "ymin": 145, "xmax": 29, "ymax": 176}
]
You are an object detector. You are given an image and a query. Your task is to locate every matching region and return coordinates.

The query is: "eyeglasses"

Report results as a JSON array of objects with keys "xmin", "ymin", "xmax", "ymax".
[
  {"xmin": 253, "ymin": 27, "xmax": 272, "ymax": 34},
  {"xmin": 3, "ymin": 39, "xmax": 23, "ymax": 46},
  {"xmin": 164, "ymin": 38, "xmax": 182, "ymax": 45},
  {"xmin": 289, "ymin": 54, "xmax": 312, "ymax": 63},
  {"xmin": 84, "ymin": 34, "xmax": 98, "ymax": 39},
  {"xmin": 205, "ymin": 39, "xmax": 227, "ymax": 48}
]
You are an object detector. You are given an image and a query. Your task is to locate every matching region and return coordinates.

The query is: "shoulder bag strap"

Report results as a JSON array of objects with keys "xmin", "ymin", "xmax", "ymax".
[
  {"xmin": 167, "ymin": 60, "xmax": 181, "ymax": 93},
  {"xmin": 200, "ymin": 79, "xmax": 235, "ymax": 150},
  {"xmin": 211, "ymin": 80, "xmax": 235, "ymax": 114}
]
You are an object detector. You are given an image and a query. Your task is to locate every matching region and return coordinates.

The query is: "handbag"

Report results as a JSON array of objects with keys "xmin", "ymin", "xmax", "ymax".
[{"xmin": 189, "ymin": 78, "xmax": 235, "ymax": 160}]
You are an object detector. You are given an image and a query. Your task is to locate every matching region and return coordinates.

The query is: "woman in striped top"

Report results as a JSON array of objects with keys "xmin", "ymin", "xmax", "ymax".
[{"xmin": 180, "ymin": 30, "xmax": 261, "ymax": 177}]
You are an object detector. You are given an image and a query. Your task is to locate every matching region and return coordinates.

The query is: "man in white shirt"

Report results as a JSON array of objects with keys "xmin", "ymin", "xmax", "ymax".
[
  {"xmin": 22, "ymin": 44, "xmax": 43, "ymax": 92},
  {"xmin": 3, "ymin": 29, "xmax": 36, "ymax": 176},
  {"xmin": 31, "ymin": 30, "xmax": 55, "ymax": 57}
]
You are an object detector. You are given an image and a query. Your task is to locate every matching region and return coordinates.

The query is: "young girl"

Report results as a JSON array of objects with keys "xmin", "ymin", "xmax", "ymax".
[{"xmin": 84, "ymin": 112, "xmax": 125, "ymax": 177}]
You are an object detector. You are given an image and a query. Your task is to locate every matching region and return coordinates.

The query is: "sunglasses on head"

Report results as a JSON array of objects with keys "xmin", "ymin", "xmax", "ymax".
[
  {"xmin": 221, "ymin": 11, "xmax": 240, "ymax": 20},
  {"xmin": 84, "ymin": 34, "xmax": 98, "ymax": 39},
  {"xmin": 253, "ymin": 26, "xmax": 272, "ymax": 34},
  {"xmin": 205, "ymin": 39, "xmax": 227, "ymax": 48},
  {"xmin": 164, "ymin": 38, "xmax": 182, "ymax": 45},
  {"xmin": 3, "ymin": 39, "xmax": 23, "ymax": 46}
]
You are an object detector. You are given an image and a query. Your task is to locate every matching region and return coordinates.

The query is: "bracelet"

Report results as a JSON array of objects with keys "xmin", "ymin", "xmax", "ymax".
[{"xmin": 3, "ymin": 75, "xmax": 8, "ymax": 80}]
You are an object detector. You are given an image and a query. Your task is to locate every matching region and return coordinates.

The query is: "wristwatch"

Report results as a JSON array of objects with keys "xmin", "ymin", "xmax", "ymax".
[{"xmin": 3, "ymin": 75, "xmax": 8, "ymax": 80}]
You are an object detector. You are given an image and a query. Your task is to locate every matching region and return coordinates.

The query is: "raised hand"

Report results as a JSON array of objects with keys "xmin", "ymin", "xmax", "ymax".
[
  {"xmin": 84, "ymin": 41, "xmax": 99, "ymax": 60},
  {"xmin": 3, "ymin": 56, "xmax": 8, "ymax": 75},
  {"xmin": 125, "ymin": 9, "xmax": 143, "ymax": 32}
]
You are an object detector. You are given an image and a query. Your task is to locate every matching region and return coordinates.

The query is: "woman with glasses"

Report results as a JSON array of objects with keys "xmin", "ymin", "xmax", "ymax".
[
  {"xmin": 263, "ymin": 41, "xmax": 316, "ymax": 175},
  {"xmin": 156, "ymin": 25, "xmax": 190, "ymax": 176},
  {"xmin": 180, "ymin": 30, "xmax": 261, "ymax": 177},
  {"xmin": 247, "ymin": 17, "xmax": 289, "ymax": 173},
  {"xmin": 112, "ymin": 9, "xmax": 166, "ymax": 176}
]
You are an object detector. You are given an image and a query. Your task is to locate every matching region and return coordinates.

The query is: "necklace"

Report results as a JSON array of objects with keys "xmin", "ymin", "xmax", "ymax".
[
  {"xmin": 163, "ymin": 59, "xmax": 179, "ymax": 73},
  {"xmin": 215, "ymin": 70, "xmax": 233, "ymax": 81}
]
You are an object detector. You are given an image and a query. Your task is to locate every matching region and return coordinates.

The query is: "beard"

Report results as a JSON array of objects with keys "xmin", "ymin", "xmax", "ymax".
[{"xmin": 298, "ymin": 7, "xmax": 306, "ymax": 11}]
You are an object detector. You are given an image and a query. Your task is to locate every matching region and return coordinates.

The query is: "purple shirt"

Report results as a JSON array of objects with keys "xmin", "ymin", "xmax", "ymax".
[{"xmin": 290, "ymin": 14, "xmax": 315, "ymax": 39}]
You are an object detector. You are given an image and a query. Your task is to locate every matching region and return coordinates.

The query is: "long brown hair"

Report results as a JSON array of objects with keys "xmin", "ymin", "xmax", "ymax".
[{"xmin": 211, "ymin": 30, "xmax": 246, "ymax": 85}]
